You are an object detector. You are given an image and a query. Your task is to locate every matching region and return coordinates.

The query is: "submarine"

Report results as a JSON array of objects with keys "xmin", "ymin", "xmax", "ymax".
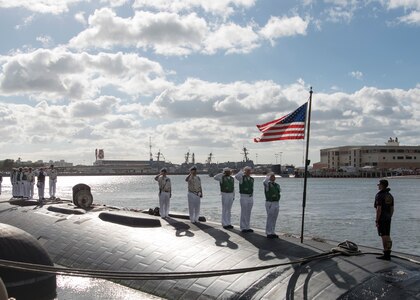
[{"xmin": 0, "ymin": 191, "xmax": 419, "ymax": 299}]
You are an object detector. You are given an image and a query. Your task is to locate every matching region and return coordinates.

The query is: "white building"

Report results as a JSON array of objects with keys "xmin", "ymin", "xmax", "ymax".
[{"xmin": 319, "ymin": 138, "xmax": 420, "ymax": 171}]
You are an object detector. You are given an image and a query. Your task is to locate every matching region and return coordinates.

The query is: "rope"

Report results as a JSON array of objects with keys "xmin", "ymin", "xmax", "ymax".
[
  {"xmin": 0, "ymin": 241, "xmax": 418, "ymax": 281},
  {"xmin": 0, "ymin": 252, "xmax": 340, "ymax": 281}
]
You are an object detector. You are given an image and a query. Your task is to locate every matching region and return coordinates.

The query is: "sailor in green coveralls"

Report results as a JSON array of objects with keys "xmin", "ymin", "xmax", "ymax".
[
  {"xmin": 263, "ymin": 173, "xmax": 281, "ymax": 239},
  {"xmin": 235, "ymin": 166, "xmax": 254, "ymax": 233},
  {"xmin": 213, "ymin": 167, "xmax": 235, "ymax": 229}
]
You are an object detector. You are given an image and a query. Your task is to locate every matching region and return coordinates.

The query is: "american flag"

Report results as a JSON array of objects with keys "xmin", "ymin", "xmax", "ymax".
[{"xmin": 254, "ymin": 102, "xmax": 307, "ymax": 142}]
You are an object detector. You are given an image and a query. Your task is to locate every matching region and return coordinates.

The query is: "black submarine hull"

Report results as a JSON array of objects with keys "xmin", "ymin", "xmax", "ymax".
[{"xmin": 0, "ymin": 200, "xmax": 419, "ymax": 299}]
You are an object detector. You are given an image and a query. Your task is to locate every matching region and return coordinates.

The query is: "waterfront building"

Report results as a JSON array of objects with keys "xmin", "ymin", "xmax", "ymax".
[{"xmin": 319, "ymin": 138, "xmax": 420, "ymax": 171}]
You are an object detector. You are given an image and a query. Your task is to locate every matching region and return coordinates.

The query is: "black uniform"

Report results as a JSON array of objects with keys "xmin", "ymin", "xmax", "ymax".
[{"xmin": 374, "ymin": 188, "xmax": 394, "ymax": 236}]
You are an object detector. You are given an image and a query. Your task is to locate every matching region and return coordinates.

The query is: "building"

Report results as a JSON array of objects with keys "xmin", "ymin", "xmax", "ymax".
[{"xmin": 319, "ymin": 138, "xmax": 420, "ymax": 171}]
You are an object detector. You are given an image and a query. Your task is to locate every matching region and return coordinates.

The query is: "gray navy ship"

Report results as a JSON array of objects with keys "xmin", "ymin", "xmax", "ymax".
[{"xmin": 0, "ymin": 194, "xmax": 419, "ymax": 299}]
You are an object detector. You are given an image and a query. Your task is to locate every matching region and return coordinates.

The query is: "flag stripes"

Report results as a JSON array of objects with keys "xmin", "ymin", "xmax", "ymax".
[{"xmin": 254, "ymin": 102, "xmax": 307, "ymax": 143}]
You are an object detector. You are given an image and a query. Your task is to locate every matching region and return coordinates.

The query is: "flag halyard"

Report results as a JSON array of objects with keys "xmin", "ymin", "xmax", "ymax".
[{"xmin": 254, "ymin": 102, "xmax": 308, "ymax": 143}]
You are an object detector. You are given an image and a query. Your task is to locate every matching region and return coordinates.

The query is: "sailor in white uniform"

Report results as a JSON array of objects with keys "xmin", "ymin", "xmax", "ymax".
[
  {"xmin": 213, "ymin": 167, "xmax": 235, "ymax": 229},
  {"xmin": 17, "ymin": 167, "xmax": 24, "ymax": 198},
  {"xmin": 263, "ymin": 173, "xmax": 281, "ymax": 238},
  {"xmin": 154, "ymin": 168, "xmax": 172, "ymax": 218},
  {"xmin": 185, "ymin": 166, "xmax": 202, "ymax": 223},
  {"xmin": 235, "ymin": 166, "xmax": 254, "ymax": 233},
  {"xmin": 47, "ymin": 165, "xmax": 58, "ymax": 199},
  {"xmin": 22, "ymin": 167, "xmax": 30, "ymax": 199},
  {"xmin": 11, "ymin": 169, "xmax": 17, "ymax": 198}
]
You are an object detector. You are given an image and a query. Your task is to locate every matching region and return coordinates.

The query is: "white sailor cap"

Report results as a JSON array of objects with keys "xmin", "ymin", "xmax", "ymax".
[
  {"xmin": 160, "ymin": 168, "xmax": 167, "ymax": 173},
  {"xmin": 189, "ymin": 165, "xmax": 197, "ymax": 171},
  {"xmin": 244, "ymin": 166, "xmax": 252, "ymax": 171}
]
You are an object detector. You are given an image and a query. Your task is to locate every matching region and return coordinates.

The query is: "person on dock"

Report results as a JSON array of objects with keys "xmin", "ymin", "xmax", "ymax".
[
  {"xmin": 36, "ymin": 168, "xmax": 47, "ymax": 203},
  {"xmin": 213, "ymin": 167, "xmax": 235, "ymax": 229},
  {"xmin": 16, "ymin": 167, "xmax": 24, "ymax": 198},
  {"xmin": 28, "ymin": 167, "xmax": 35, "ymax": 199},
  {"xmin": 22, "ymin": 167, "xmax": 30, "ymax": 199},
  {"xmin": 374, "ymin": 179, "xmax": 394, "ymax": 260},
  {"xmin": 235, "ymin": 166, "xmax": 254, "ymax": 233},
  {"xmin": 185, "ymin": 165, "xmax": 202, "ymax": 223},
  {"xmin": 263, "ymin": 173, "xmax": 281, "ymax": 239},
  {"xmin": 47, "ymin": 164, "xmax": 58, "ymax": 199},
  {"xmin": 154, "ymin": 168, "xmax": 172, "ymax": 219}
]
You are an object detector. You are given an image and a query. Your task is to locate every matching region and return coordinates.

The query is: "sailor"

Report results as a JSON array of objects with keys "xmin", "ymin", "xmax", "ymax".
[
  {"xmin": 16, "ymin": 167, "xmax": 23, "ymax": 198},
  {"xmin": 263, "ymin": 173, "xmax": 281, "ymax": 239},
  {"xmin": 10, "ymin": 168, "xmax": 17, "ymax": 198},
  {"xmin": 28, "ymin": 167, "xmax": 35, "ymax": 199},
  {"xmin": 47, "ymin": 164, "xmax": 58, "ymax": 199},
  {"xmin": 22, "ymin": 167, "xmax": 30, "ymax": 199},
  {"xmin": 154, "ymin": 168, "xmax": 172, "ymax": 219},
  {"xmin": 213, "ymin": 167, "xmax": 235, "ymax": 229},
  {"xmin": 36, "ymin": 168, "xmax": 47, "ymax": 203},
  {"xmin": 235, "ymin": 166, "xmax": 254, "ymax": 233},
  {"xmin": 185, "ymin": 165, "xmax": 202, "ymax": 223},
  {"xmin": 374, "ymin": 179, "xmax": 394, "ymax": 260}
]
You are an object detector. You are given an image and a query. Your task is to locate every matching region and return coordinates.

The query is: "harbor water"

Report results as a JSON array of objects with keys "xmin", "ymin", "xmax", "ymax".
[
  {"xmin": 1, "ymin": 175, "xmax": 419, "ymax": 299},
  {"xmin": 1, "ymin": 175, "xmax": 418, "ymax": 255}
]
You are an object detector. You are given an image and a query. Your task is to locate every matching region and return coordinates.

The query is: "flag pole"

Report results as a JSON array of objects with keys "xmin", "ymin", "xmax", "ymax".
[{"xmin": 300, "ymin": 87, "xmax": 313, "ymax": 243}]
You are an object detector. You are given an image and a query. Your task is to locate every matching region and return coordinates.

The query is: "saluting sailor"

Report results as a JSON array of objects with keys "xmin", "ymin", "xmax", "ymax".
[
  {"xmin": 154, "ymin": 168, "xmax": 172, "ymax": 219},
  {"xmin": 235, "ymin": 166, "xmax": 254, "ymax": 233},
  {"xmin": 263, "ymin": 173, "xmax": 281, "ymax": 239},
  {"xmin": 185, "ymin": 165, "xmax": 203, "ymax": 223},
  {"xmin": 47, "ymin": 164, "xmax": 58, "ymax": 199},
  {"xmin": 214, "ymin": 167, "xmax": 235, "ymax": 229}
]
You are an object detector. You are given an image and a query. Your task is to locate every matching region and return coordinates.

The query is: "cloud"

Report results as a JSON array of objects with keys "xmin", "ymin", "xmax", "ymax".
[
  {"xmin": 70, "ymin": 96, "xmax": 119, "ymax": 118},
  {"xmin": 259, "ymin": 16, "xmax": 308, "ymax": 44},
  {"xmin": 69, "ymin": 8, "xmax": 309, "ymax": 55},
  {"xmin": 36, "ymin": 35, "xmax": 53, "ymax": 47},
  {"xmin": 349, "ymin": 70, "xmax": 363, "ymax": 80},
  {"xmin": 0, "ymin": 48, "xmax": 171, "ymax": 101},
  {"xmin": 74, "ymin": 11, "xmax": 87, "ymax": 25},
  {"xmin": 132, "ymin": 0, "xmax": 257, "ymax": 18},
  {"xmin": 0, "ymin": 0, "xmax": 84, "ymax": 15},
  {"xmin": 397, "ymin": 10, "xmax": 420, "ymax": 24}
]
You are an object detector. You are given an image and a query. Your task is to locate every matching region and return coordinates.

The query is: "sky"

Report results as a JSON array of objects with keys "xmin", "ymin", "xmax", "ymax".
[{"xmin": 0, "ymin": 0, "xmax": 419, "ymax": 166}]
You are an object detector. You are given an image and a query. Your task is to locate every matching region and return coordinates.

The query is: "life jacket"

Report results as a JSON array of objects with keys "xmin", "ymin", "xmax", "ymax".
[
  {"xmin": 265, "ymin": 182, "xmax": 281, "ymax": 202},
  {"xmin": 220, "ymin": 176, "xmax": 234, "ymax": 193},
  {"xmin": 239, "ymin": 176, "xmax": 254, "ymax": 195}
]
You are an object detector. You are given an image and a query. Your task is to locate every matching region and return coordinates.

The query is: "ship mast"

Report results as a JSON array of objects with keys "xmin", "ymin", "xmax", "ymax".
[
  {"xmin": 149, "ymin": 137, "xmax": 153, "ymax": 161},
  {"xmin": 242, "ymin": 147, "xmax": 250, "ymax": 162}
]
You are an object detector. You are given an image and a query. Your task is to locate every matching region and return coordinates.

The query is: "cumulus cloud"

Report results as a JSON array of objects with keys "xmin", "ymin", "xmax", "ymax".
[
  {"xmin": 74, "ymin": 11, "xmax": 87, "ymax": 25},
  {"xmin": 132, "ymin": 0, "xmax": 257, "ymax": 18},
  {"xmin": 259, "ymin": 16, "xmax": 308, "ymax": 44},
  {"xmin": 68, "ymin": 8, "xmax": 309, "ymax": 55},
  {"xmin": 0, "ymin": 0, "xmax": 84, "ymax": 14},
  {"xmin": 0, "ymin": 48, "xmax": 172, "ymax": 101}
]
